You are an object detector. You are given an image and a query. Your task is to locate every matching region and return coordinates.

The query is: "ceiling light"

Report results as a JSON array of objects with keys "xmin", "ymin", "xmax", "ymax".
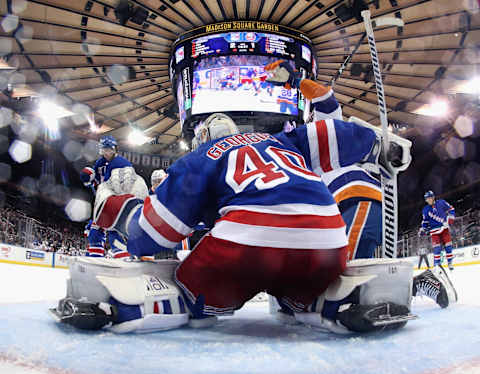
[
  {"xmin": 455, "ymin": 77, "xmax": 480, "ymax": 95},
  {"xmin": 128, "ymin": 129, "xmax": 150, "ymax": 145},
  {"xmin": 413, "ymin": 100, "xmax": 449, "ymax": 117},
  {"xmin": 179, "ymin": 139, "xmax": 189, "ymax": 151},
  {"xmin": 37, "ymin": 100, "xmax": 74, "ymax": 120}
]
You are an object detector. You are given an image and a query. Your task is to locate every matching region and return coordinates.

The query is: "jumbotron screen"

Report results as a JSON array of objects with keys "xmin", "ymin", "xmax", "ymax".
[{"xmin": 169, "ymin": 22, "xmax": 315, "ymax": 130}]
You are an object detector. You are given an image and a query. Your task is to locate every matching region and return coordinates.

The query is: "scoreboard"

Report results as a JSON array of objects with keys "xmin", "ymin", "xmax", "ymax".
[
  {"xmin": 169, "ymin": 21, "xmax": 315, "ymax": 131},
  {"xmin": 190, "ymin": 32, "xmax": 296, "ymax": 59}
]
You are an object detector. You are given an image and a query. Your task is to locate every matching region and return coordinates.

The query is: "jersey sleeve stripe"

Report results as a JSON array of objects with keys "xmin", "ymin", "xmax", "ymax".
[
  {"xmin": 149, "ymin": 195, "xmax": 192, "ymax": 236},
  {"xmin": 325, "ymin": 119, "xmax": 340, "ymax": 169},
  {"xmin": 138, "ymin": 211, "xmax": 178, "ymax": 249},
  {"xmin": 316, "ymin": 120, "xmax": 333, "ymax": 172},
  {"xmin": 141, "ymin": 197, "xmax": 187, "ymax": 243},
  {"xmin": 306, "ymin": 122, "xmax": 321, "ymax": 174}
]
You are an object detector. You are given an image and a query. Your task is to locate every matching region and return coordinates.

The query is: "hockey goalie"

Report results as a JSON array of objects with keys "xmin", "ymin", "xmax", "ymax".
[{"xmin": 50, "ymin": 61, "xmax": 452, "ymax": 335}]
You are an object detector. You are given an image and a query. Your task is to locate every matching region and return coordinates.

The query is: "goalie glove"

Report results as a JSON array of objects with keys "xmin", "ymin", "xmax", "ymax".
[
  {"xmin": 107, "ymin": 166, "xmax": 137, "ymax": 195},
  {"xmin": 264, "ymin": 60, "xmax": 302, "ymax": 89},
  {"xmin": 80, "ymin": 167, "xmax": 95, "ymax": 187},
  {"xmin": 349, "ymin": 116, "xmax": 412, "ymax": 174}
]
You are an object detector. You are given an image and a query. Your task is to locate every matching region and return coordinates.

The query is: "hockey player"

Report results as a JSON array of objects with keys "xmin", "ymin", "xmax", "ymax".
[
  {"xmin": 51, "ymin": 72, "xmax": 418, "ymax": 334},
  {"xmin": 301, "ymin": 77, "xmax": 383, "ymax": 260},
  {"xmin": 79, "ymin": 135, "xmax": 146, "ymax": 259},
  {"xmin": 265, "ymin": 61, "xmax": 456, "ymax": 311},
  {"xmin": 419, "ymin": 191, "xmax": 455, "ymax": 270}
]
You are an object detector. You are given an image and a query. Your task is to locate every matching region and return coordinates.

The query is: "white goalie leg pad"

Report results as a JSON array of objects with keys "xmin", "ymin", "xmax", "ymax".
[
  {"xmin": 66, "ymin": 257, "xmax": 180, "ymax": 303},
  {"xmin": 64, "ymin": 257, "xmax": 187, "ymax": 333},
  {"xmin": 99, "ymin": 274, "xmax": 189, "ymax": 333},
  {"xmin": 288, "ymin": 259, "xmax": 414, "ymax": 334},
  {"xmin": 344, "ymin": 258, "xmax": 414, "ymax": 307}
]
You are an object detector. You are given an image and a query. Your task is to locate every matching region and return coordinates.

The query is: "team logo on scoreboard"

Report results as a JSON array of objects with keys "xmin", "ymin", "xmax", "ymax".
[
  {"xmin": 230, "ymin": 32, "xmax": 241, "ymax": 42},
  {"xmin": 245, "ymin": 32, "xmax": 256, "ymax": 42}
]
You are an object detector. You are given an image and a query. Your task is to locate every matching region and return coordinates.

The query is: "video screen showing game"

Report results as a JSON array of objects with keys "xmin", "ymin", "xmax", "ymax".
[
  {"xmin": 191, "ymin": 55, "xmax": 298, "ymax": 115},
  {"xmin": 177, "ymin": 78, "xmax": 186, "ymax": 127}
]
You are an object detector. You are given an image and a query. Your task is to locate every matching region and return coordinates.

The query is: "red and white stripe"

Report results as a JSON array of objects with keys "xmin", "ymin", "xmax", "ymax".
[
  {"xmin": 306, "ymin": 119, "xmax": 340, "ymax": 174},
  {"xmin": 212, "ymin": 203, "xmax": 347, "ymax": 249},
  {"xmin": 88, "ymin": 246, "xmax": 105, "ymax": 257},
  {"xmin": 139, "ymin": 195, "xmax": 193, "ymax": 248}
]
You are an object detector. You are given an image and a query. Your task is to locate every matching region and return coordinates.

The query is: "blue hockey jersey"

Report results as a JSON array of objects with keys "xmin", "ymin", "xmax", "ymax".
[
  {"xmin": 321, "ymin": 165, "xmax": 381, "ymax": 209},
  {"xmin": 128, "ymin": 118, "xmax": 378, "ymax": 256},
  {"xmin": 421, "ymin": 199, "xmax": 455, "ymax": 234},
  {"xmin": 91, "ymin": 155, "xmax": 132, "ymax": 185}
]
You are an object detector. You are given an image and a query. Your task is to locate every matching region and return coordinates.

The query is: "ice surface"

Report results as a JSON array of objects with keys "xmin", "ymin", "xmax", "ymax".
[{"xmin": 1, "ymin": 262, "xmax": 480, "ymax": 374}]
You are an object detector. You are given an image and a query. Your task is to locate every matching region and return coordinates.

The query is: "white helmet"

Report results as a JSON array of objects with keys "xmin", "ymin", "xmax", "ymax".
[
  {"xmin": 193, "ymin": 113, "xmax": 239, "ymax": 149},
  {"xmin": 151, "ymin": 169, "xmax": 167, "ymax": 185}
]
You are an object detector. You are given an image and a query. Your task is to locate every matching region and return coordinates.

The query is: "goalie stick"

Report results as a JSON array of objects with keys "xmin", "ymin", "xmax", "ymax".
[
  {"xmin": 330, "ymin": 16, "xmax": 404, "ymax": 87},
  {"xmin": 360, "ymin": 10, "xmax": 405, "ymax": 258}
]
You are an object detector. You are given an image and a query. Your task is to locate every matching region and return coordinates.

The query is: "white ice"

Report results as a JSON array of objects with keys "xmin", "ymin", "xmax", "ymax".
[{"xmin": 1, "ymin": 262, "xmax": 480, "ymax": 374}]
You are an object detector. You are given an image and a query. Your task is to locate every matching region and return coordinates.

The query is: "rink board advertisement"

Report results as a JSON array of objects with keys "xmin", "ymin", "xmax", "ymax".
[
  {"xmin": 1, "ymin": 242, "xmax": 480, "ymax": 269},
  {"xmin": 0, "ymin": 244, "xmax": 52, "ymax": 267}
]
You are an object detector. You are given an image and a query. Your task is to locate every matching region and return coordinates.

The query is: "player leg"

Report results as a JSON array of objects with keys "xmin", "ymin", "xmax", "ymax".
[
  {"xmin": 430, "ymin": 233, "xmax": 442, "ymax": 267},
  {"xmin": 86, "ymin": 225, "xmax": 106, "ymax": 257},
  {"xmin": 108, "ymin": 230, "xmax": 129, "ymax": 259},
  {"xmin": 175, "ymin": 234, "xmax": 286, "ymax": 327},
  {"xmin": 440, "ymin": 230, "xmax": 454, "ymax": 270}
]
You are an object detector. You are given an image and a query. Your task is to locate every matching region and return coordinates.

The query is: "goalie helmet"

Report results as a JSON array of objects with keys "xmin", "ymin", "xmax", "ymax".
[
  {"xmin": 193, "ymin": 113, "xmax": 239, "ymax": 148},
  {"xmin": 424, "ymin": 190, "xmax": 435, "ymax": 200}
]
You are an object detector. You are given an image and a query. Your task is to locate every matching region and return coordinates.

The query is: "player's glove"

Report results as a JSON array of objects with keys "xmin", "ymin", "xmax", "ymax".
[
  {"xmin": 264, "ymin": 60, "xmax": 302, "ymax": 89},
  {"xmin": 447, "ymin": 215, "xmax": 455, "ymax": 226},
  {"xmin": 80, "ymin": 167, "xmax": 95, "ymax": 187},
  {"xmin": 350, "ymin": 116, "xmax": 412, "ymax": 175}
]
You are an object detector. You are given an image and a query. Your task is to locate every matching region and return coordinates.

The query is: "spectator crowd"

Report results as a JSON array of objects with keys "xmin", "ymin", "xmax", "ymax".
[{"xmin": 0, "ymin": 203, "xmax": 85, "ymax": 256}]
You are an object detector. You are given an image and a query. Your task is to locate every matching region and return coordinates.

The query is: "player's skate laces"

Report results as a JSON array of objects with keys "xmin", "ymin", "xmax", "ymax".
[{"xmin": 412, "ymin": 270, "xmax": 448, "ymax": 308}]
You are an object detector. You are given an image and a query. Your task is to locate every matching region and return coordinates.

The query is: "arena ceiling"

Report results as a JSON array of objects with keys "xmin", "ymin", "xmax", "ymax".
[{"xmin": 1, "ymin": 0, "xmax": 479, "ymax": 155}]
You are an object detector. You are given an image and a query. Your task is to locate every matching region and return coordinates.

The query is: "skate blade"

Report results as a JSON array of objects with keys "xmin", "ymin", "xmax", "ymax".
[{"xmin": 371, "ymin": 313, "xmax": 418, "ymax": 327}]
